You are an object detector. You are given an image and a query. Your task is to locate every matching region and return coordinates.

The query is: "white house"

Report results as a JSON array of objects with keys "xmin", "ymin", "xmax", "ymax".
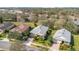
[
  {"xmin": 0, "ymin": 38, "xmax": 11, "ymax": 51},
  {"xmin": 72, "ymin": 18, "xmax": 79, "ymax": 26},
  {"xmin": 30, "ymin": 25, "xmax": 49, "ymax": 38},
  {"xmin": 53, "ymin": 29, "xmax": 71, "ymax": 45}
]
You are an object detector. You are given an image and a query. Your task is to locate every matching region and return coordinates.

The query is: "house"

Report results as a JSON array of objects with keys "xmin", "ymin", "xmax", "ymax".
[
  {"xmin": 30, "ymin": 25, "xmax": 49, "ymax": 38},
  {"xmin": 0, "ymin": 38, "xmax": 11, "ymax": 51},
  {"xmin": 11, "ymin": 24, "xmax": 30, "ymax": 33},
  {"xmin": 72, "ymin": 18, "xmax": 79, "ymax": 26},
  {"xmin": 9, "ymin": 24, "xmax": 30, "ymax": 40},
  {"xmin": 0, "ymin": 22, "xmax": 15, "ymax": 33},
  {"xmin": 53, "ymin": 29, "xmax": 71, "ymax": 45},
  {"xmin": 27, "ymin": 13, "xmax": 36, "ymax": 21},
  {"xmin": 69, "ymin": 15, "xmax": 79, "ymax": 26}
]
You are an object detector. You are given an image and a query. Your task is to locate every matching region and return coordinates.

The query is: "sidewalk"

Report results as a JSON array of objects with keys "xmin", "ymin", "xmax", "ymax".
[
  {"xmin": 23, "ymin": 38, "xmax": 34, "ymax": 46},
  {"xmin": 49, "ymin": 43, "xmax": 60, "ymax": 51}
]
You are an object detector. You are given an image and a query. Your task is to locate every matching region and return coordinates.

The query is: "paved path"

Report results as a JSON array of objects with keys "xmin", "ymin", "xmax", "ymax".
[
  {"xmin": 23, "ymin": 38, "xmax": 34, "ymax": 46},
  {"xmin": 49, "ymin": 43, "xmax": 60, "ymax": 51},
  {"xmin": 32, "ymin": 43, "xmax": 50, "ymax": 49}
]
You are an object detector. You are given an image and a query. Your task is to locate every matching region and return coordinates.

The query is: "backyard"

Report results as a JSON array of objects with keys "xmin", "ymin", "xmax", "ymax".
[{"xmin": 73, "ymin": 34, "xmax": 79, "ymax": 51}]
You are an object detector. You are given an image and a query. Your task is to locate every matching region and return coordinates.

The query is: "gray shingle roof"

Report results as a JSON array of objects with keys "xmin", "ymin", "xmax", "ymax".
[
  {"xmin": 0, "ymin": 22, "xmax": 14, "ymax": 30},
  {"xmin": 53, "ymin": 28, "xmax": 71, "ymax": 43},
  {"xmin": 30, "ymin": 25, "xmax": 49, "ymax": 36}
]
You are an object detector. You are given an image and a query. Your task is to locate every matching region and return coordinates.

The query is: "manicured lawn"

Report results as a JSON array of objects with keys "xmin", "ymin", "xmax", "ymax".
[
  {"xmin": 51, "ymin": 30, "xmax": 57, "ymax": 36},
  {"xmin": 0, "ymin": 33, "xmax": 6, "ymax": 38},
  {"xmin": 12, "ymin": 22, "xmax": 35, "ymax": 28},
  {"xmin": 32, "ymin": 30, "xmax": 57, "ymax": 50},
  {"xmin": 73, "ymin": 34, "xmax": 79, "ymax": 51}
]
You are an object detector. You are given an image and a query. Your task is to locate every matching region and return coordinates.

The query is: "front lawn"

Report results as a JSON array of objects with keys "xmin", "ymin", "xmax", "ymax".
[
  {"xmin": 33, "ymin": 36, "xmax": 52, "ymax": 48},
  {"xmin": 0, "ymin": 33, "xmax": 6, "ymax": 38},
  {"xmin": 32, "ymin": 30, "xmax": 57, "ymax": 50}
]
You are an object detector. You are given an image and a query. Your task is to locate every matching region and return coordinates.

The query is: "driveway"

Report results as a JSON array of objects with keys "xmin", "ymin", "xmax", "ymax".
[
  {"xmin": 23, "ymin": 38, "xmax": 34, "ymax": 46},
  {"xmin": 24, "ymin": 45, "xmax": 40, "ymax": 51},
  {"xmin": 49, "ymin": 40, "xmax": 62, "ymax": 51},
  {"xmin": 49, "ymin": 43, "xmax": 60, "ymax": 51},
  {"xmin": 23, "ymin": 38, "xmax": 40, "ymax": 51}
]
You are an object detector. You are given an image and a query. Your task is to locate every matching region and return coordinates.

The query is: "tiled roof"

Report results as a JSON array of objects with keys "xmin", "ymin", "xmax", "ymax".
[{"xmin": 11, "ymin": 24, "xmax": 29, "ymax": 33}]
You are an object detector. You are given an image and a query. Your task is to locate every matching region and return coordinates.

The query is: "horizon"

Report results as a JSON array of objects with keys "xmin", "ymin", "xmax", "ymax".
[{"xmin": 0, "ymin": 0, "xmax": 78, "ymax": 7}]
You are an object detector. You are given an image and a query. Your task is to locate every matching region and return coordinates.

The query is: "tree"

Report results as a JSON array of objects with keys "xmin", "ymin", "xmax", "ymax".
[
  {"xmin": 64, "ymin": 21, "xmax": 78, "ymax": 34},
  {"xmin": 33, "ymin": 14, "xmax": 38, "ymax": 27},
  {"xmin": 47, "ymin": 19, "xmax": 56, "ymax": 29},
  {"xmin": 8, "ymin": 32, "xmax": 22, "ymax": 40},
  {"xmin": 4, "ymin": 29, "xmax": 9, "ymax": 34},
  {"xmin": 11, "ymin": 15, "xmax": 17, "ymax": 22},
  {"xmin": 54, "ymin": 19, "xmax": 66, "ymax": 29},
  {"xmin": 10, "ymin": 40, "xmax": 26, "ymax": 51},
  {"xmin": 0, "ymin": 16, "xmax": 3, "ymax": 23}
]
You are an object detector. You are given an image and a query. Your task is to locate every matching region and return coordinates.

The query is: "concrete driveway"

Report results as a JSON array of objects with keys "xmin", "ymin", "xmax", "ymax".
[
  {"xmin": 23, "ymin": 38, "xmax": 34, "ymax": 46},
  {"xmin": 49, "ymin": 43, "xmax": 60, "ymax": 51}
]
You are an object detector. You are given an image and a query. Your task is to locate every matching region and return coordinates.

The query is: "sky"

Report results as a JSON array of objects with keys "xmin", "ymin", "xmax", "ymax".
[{"xmin": 0, "ymin": 0, "xmax": 79, "ymax": 7}]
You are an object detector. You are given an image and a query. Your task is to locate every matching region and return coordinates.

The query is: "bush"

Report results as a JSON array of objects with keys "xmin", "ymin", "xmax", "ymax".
[
  {"xmin": 59, "ymin": 44, "xmax": 70, "ymax": 50},
  {"xmin": 0, "ymin": 33, "xmax": 6, "ymax": 38},
  {"xmin": 34, "ymin": 35, "xmax": 53, "ymax": 47},
  {"xmin": 64, "ymin": 22, "xmax": 78, "ymax": 34},
  {"xmin": 8, "ymin": 32, "xmax": 22, "ymax": 40}
]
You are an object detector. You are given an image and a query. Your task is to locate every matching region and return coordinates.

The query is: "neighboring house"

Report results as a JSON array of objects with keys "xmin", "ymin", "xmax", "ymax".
[
  {"xmin": 0, "ymin": 22, "xmax": 15, "ymax": 33},
  {"xmin": 69, "ymin": 15, "xmax": 79, "ymax": 26},
  {"xmin": 38, "ymin": 14, "xmax": 48, "ymax": 20},
  {"xmin": 9, "ymin": 24, "xmax": 30, "ymax": 40},
  {"xmin": 30, "ymin": 25, "xmax": 49, "ymax": 38},
  {"xmin": 0, "ymin": 38, "xmax": 11, "ymax": 51},
  {"xmin": 11, "ymin": 24, "xmax": 30, "ymax": 33},
  {"xmin": 53, "ymin": 29, "xmax": 71, "ymax": 45},
  {"xmin": 16, "ymin": 14, "xmax": 27, "ymax": 22},
  {"xmin": 72, "ymin": 18, "xmax": 79, "ymax": 26},
  {"xmin": 27, "ymin": 13, "xmax": 36, "ymax": 21}
]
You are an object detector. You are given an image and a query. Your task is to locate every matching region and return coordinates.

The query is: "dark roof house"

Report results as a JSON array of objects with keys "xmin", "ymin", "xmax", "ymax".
[{"xmin": 0, "ymin": 22, "xmax": 15, "ymax": 33}]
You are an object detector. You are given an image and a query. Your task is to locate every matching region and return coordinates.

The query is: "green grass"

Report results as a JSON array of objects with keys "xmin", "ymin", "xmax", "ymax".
[
  {"xmin": 0, "ymin": 33, "xmax": 6, "ymax": 38},
  {"xmin": 12, "ymin": 22, "xmax": 35, "ymax": 28},
  {"xmin": 51, "ymin": 30, "xmax": 57, "ymax": 36},
  {"xmin": 73, "ymin": 34, "xmax": 79, "ymax": 51},
  {"xmin": 33, "ymin": 30, "xmax": 57, "ymax": 47}
]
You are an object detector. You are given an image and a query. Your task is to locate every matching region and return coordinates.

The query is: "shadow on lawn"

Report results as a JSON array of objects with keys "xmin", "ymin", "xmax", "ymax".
[{"xmin": 70, "ymin": 35, "xmax": 75, "ymax": 51}]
